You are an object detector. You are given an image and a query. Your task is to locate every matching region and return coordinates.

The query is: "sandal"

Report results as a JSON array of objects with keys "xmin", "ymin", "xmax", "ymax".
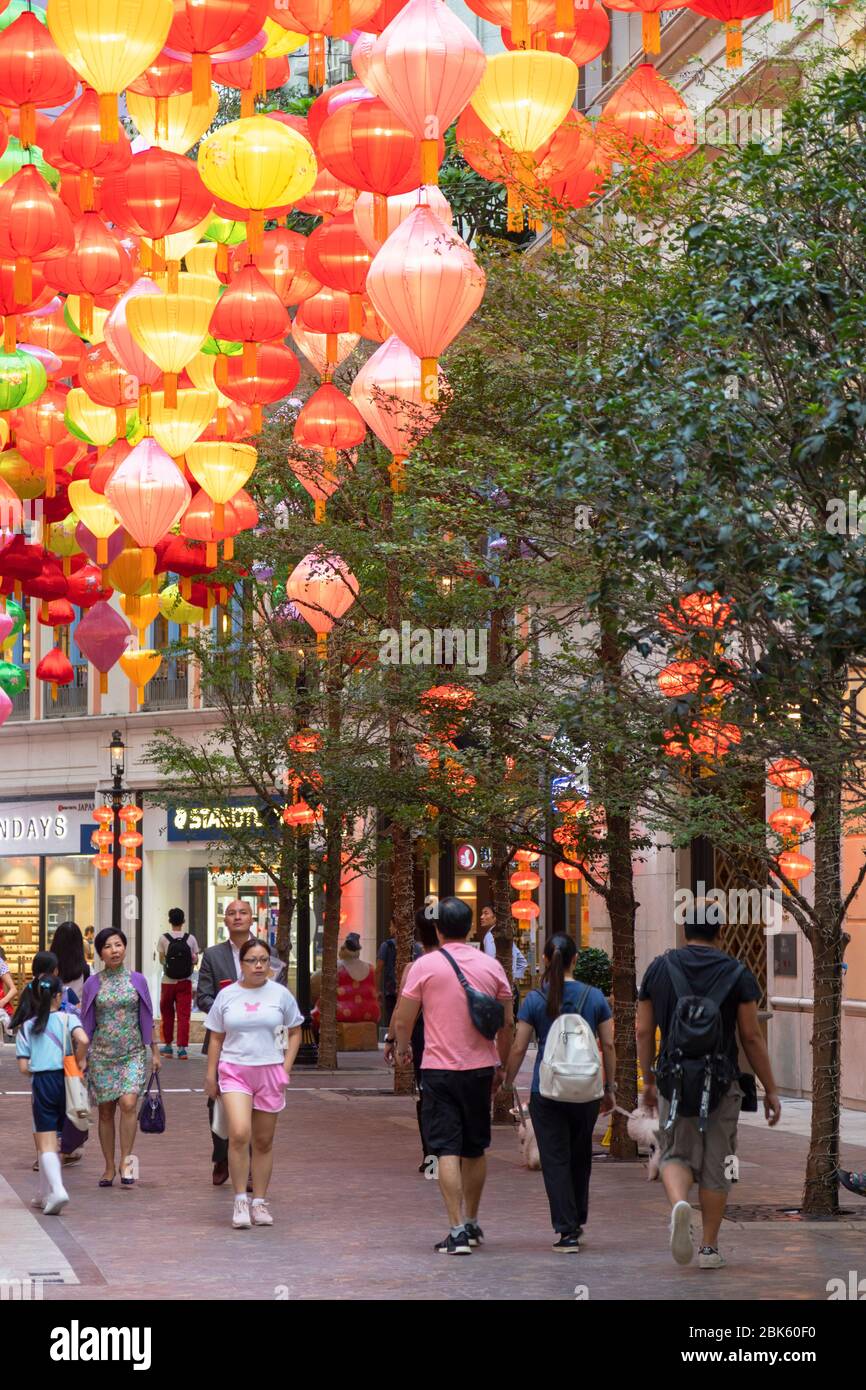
[
  {"xmin": 120, "ymin": 1157, "xmax": 137, "ymax": 1186},
  {"xmin": 98, "ymin": 1175, "xmax": 115, "ymax": 1188}
]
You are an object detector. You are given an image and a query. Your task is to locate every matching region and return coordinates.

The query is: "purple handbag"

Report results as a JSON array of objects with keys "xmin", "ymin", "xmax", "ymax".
[{"xmin": 138, "ymin": 1069, "xmax": 166, "ymax": 1134}]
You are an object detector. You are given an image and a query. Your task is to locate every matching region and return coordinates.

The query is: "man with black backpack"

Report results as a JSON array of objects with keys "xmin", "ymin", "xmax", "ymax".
[
  {"xmin": 637, "ymin": 913, "xmax": 782, "ymax": 1270},
  {"xmin": 158, "ymin": 908, "xmax": 199, "ymax": 1060}
]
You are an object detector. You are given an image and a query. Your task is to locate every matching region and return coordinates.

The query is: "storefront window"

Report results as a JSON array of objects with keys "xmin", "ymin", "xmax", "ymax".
[
  {"xmin": 44, "ymin": 856, "xmax": 95, "ymax": 947},
  {"xmin": 0, "ymin": 856, "xmax": 39, "ymax": 987}
]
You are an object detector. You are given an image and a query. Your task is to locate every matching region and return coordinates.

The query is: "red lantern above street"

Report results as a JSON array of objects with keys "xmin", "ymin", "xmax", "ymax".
[{"xmin": 767, "ymin": 758, "xmax": 811, "ymax": 790}]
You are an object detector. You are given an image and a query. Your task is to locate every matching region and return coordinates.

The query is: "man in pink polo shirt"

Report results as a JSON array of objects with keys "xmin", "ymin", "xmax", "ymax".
[{"xmin": 391, "ymin": 896, "xmax": 513, "ymax": 1256}]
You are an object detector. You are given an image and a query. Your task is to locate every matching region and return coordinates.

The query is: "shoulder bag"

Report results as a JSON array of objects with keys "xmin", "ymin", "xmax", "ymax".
[
  {"xmin": 139, "ymin": 1069, "xmax": 166, "ymax": 1134},
  {"xmin": 47, "ymin": 1015, "xmax": 92, "ymax": 1132},
  {"xmin": 440, "ymin": 948, "xmax": 505, "ymax": 1041}
]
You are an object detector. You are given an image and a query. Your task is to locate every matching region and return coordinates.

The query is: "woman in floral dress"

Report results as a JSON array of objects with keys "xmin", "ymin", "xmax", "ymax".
[{"xmin": 80, "ymin": 929, "xmax": 160, "ymax": 1187}]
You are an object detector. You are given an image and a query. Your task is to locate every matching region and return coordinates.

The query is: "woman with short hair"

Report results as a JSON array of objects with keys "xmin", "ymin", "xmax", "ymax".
[
  {"xmin": 204, "ymin": 938, "xmax": 302, "ymax": 1229},
  {"xmin": 79, "ymin": 929, "xmax": 160, "ymax": 1188}
]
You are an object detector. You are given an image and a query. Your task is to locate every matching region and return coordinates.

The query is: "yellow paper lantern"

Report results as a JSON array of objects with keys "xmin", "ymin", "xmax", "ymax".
[
  {"xmin": 185, "ymin": 441, "xmax": 257, "ymax": 529},
  {"xmin": 126, "ymin": 289, "xmax": 214, "ymax": 409},
  {"xmin": 198, "ymin": 116, "xmax": 317, "ymax": 252},
  {"xmin": 148, "ymin": 388, "xmax": 218, "ymax": 458},
  {"xmin": 47, "ymin": 0, "xmax": 173, "ymax": 142},
  {"xmin": 45, "ymin": 515, "xmax": 80, "ymax": 562},
  {"xmin": 262, "ymin": 18, "xmax": 307, "ymax": 57},
  {"xmin": 0, "ymin": 419, "xmax": 9, "ymax": 450},
  {"xmin": 119, "ymin": 647, "xmax": 162, "ymax": 705},
  {"xmin": 145, "ymin": 216, "xmax": 214, "ymax": 294},
  {"xmin": 66, "ymin": 297, "xmax": 109, "ymax": 344},
  {"xmin": 159, "ymin": 582, "xmax": 204, "ymax": 627},
  {"xmin": 121, "ymin": 592, "xmax": 161, "ymax": 633},
  {"xmin": 0, "ymin": 447, "xmax": 45, "ymax": 500},
  {"xmin": 66, "ymin": 389, "xmax": 121, "ymax": 448},
  {"xmin": 127, "ymin": 90, "xmax": 219, "ymax": 156},
  {"xmin": 107, "ymin": 544, "xmax": 157, "ymax": 599},
  {"xmin": 68, "ymin": 480, "xmax": 120, "ymax": 564},
  {"xmin": 184, "ymin": 244, "xmax": 221, "ymax": 280},
  {"xmin": 470, "ymin": 52, "xmax": 579, "ymax": 154}
]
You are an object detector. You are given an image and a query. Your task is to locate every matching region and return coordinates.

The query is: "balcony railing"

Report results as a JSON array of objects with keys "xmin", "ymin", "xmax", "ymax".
[
  {"xmin": 7, "ymin": 686, "xmax": 30, "ymax": 721},
  {"xmin": 141, "ymin": 668, "xmax": 190, "ymax": 712},
  {"xmin": 43, "ymin": 664, "xmax": 88, "ymax": 719}
]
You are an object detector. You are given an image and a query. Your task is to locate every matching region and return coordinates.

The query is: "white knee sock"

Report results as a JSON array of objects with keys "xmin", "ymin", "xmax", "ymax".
[{"xmin": 39, "ymin": 1151, "xmax": 65, "ymax": 1197}]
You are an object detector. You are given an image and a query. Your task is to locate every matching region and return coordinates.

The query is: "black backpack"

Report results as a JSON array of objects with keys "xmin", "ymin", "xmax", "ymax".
[
  {"xmin": 164, "ymin": 933, "xmax": 193, "ymax": 981},
  {"xmin": 655, "ymin": 952, "xmax": 745, "ymax": 1133}
]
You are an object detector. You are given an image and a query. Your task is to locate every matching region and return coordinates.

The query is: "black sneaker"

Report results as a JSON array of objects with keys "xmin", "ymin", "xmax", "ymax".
[
  {"xmin": 464, "ymin": 1221, "xmax": 484, "ymax": 1246},
  {"xmin": 552, "ymin": 1232, "xmax": 581, "ymax": 1252},
  {"xmin": 434, "ymin": 1229, "xmax": 471, "ymax": 1255},
  {"xmin": 839, "ymin": 1170, "xmax": 866, "ymax": 1197}
]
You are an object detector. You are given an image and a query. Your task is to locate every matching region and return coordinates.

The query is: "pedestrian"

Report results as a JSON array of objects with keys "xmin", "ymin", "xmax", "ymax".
[
  {"xmin": 49, "ymin": 921, "xmax": 90, "ymax": 1005},
  {"xmin": 79, "ymin": 928, "xmax": 160, "ymax": 1188},
  {"xmin": 84, "ymin": 926, "xmax": 95, "ymax": 966},
  {"xmin": 391, "ymin": 895, "xmax": 514, "ymax": 1255},
  {"xmin": 0, "ymin": 945, "xmax": 18, "ymax": 1019},
  {"xmin": 12, "ymin": 950, "xmax": 87, "ymax": 1172},
  {"xmin": 15, "ymin": 974, "xmax": 88, "ymax": 1215},
  {"xmin": 196, "ymin": 899, "xmax": 280, "ymax": 1185},
  {"xmin": 376, "ymin": 921, "xmax": 399, "ymax": 1025},
  {"xmin": 479, "ymin": 905, "xmax": 528, "ymax": 1016},
  {"xmin": 157, "ymin": 908, "xmax": 199, "ymax": 1059},
  {"xmin": 637, "ymin": 915, "xmax": 782, "ymax": 1270},
  {"xmin": 383, "ymin": 908, "xmax": 439, "ymax": 1171},
  {"xmin": 503, "ymin": 933, "xmax": 616, "ymax": 1252},
  {"xmin": 204, "ymin": 938, "xmax": 302, "ymax": 1229}
]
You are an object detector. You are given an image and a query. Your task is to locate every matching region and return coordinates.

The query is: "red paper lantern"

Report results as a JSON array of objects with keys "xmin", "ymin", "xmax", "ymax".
[
  {"xmin": 220, "ymin": 342, "xmax": 300, "ymax": 432},
  {"xmin": 101, "ymin": 149, "xmax": 213, "ymax": 241},
  {"xmin": 318, "ymin": 96, "xmax": 442, "ymax": 199},
  {"xmin": 767, "ymin": 758, "xmax": 811, "ymax": 790},
  {"xmin": 0, "ymin": 166, "xmax": 75, "ymax": 305},
  {"xmin": 501, "ymin": 0, "xmax": 610, "ymax": 63},
  {"xmin": 43, "ymin": 215, "xmax": 133, "ymax": 331},
  {"xmin": 777, "ymin": 850, "xmax": 812, "ymax": 881},
  {"xmin": 128, "ymin": 54, "xmax": 193, "ymax": 99},
  {"xmin": 0, "ymin": 12, "xmax": 78, "ymax": 149},
  {"xmin": 209, "ymin": 266, "xmax": 290, "ymax": 372},
  {"xmin": 657, "ymin": 658, "xmax": 734, "ymax": 699},
  {"xmin": 16, "ymin": 304, "xmax": 83, "ymax": 375},
  {"xmin": 603, "ymin": 0, "xmax": 690, "ymax": 55},
  {"xmin": 307, "ymin": 78, "xmax": 368, "ymax": 146},
  {"xmin": 597, "ymin": 63, "xmax": 695, "ymax": 166},
  {"xmin": 687, "ymin": 0, "xmax": 774, "ymax": 67},
  {"xmin": 218, "ymin": 54, "xmax": 290, "ymax": 92},
  {"xmin": 35, "ymin": 644, "xmax": 74, "ymax": 698},
  {"xmin": 659, "ymin": 591, "xmax": 733, "ymax": 634},
  {"xmin": 294, "ymin": 383, "xmax": 366, "ymax": 465},
  {"xmin": 534, "ymin": 109, "xmax": 597, "ymax": 186},
  {"xmin": 231, "ymin": 229, "xmax": 320, "ymax": 307},
  {"xmin": 768, "ymin": 805, "xmax": 812, "ymax": 835},
  {"xmin": 511, "ymin": 899, "xmax": 540, "ymax": 921},
  {"xmin": 42, "ymin": 89, "xmax": 133, "ymax": 213},
  {"xmin": 304, "ymin": 214, "xmax": 373, "ymax": 333},
  {"xmin": 167, "ymin": 0, "xmax": 271, "ymax": 106}
]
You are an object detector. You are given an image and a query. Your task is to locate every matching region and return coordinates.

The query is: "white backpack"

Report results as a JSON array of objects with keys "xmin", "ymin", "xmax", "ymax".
[{"xmin": 538, "ymin": 986, "xmax": 604, "ymax": 1103}]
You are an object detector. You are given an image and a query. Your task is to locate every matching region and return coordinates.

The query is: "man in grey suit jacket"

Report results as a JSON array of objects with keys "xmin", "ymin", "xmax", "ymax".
[{"xmin": 195, "ymin": 899, "xmax": 287, "ymax": 1185}]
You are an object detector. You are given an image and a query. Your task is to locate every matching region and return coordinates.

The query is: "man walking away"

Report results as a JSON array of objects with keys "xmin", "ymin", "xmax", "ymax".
[
  {"xmin": 392, "ymin": 896, "xmax": 513, "ymax": 1255},
  {"xmin": 480, "ymin": 904, "xmax": 528, "ymax": 1016},
  {"xmin": 158, "ymin": 909, "xmax": 199, "ymax": 1059},
  {"xmin": 637, "ymin": 915, "xmax": 782, "ymax": 1270}
]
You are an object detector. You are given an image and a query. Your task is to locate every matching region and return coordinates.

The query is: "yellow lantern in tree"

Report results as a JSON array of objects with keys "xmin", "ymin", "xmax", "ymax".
[
  {"xmin": 147, "ymin": 388, "xmax": 218, "ymax": 458},
  {"xmin": 65, "ymin": 389, "xmax": 122, "ymax": 449},
  {"xmin": 470, "ymin": 52, "xmax": 579, "ymax": 154},
  {"xmin": 0, "ymin": 448, "xmax": 45, "ymax": 500},
  {"xmin": 107, "ymin": 545, "xmax": 157, "ymax": 608},
  {"xmin": 45, "ymin": 514, "xmax": 80, "ymax": 573},
  {"xmin": 185, "ymin": 441, "xmax": 257, "ymax": 529},
  {"xmin": 198, "ymin": 116, "xmax": 317, "ymax": 253},
  {"xmin": 121, "ymin": 592, "xmax": 161, "ymax": 635},
  {"xmin": 159, "ymin": 582, "xmax": 205, "ymax": 637},
  {"xmin": 47, "ymin": 0, "xmax": 174, "ymax": 142},
  {"xmin": 126, "ymin": 287, "xmax": 214, "ymax": 409},
  {"xmin": 127, "ymin": 90, "xmax": 219, "ymax": 157},
  {"xmin": 119, "ymin": 647, "xmax": 162, "ymax": 705},
  {"xmin": 68, "ymin": 480, "xmax": 120, "ymax": 564}
]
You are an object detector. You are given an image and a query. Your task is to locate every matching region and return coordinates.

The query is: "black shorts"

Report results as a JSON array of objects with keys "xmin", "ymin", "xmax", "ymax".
[
  {"xmin": 420, "ymin": 1067, "xmax": 495, "ymax": 1159},
  {"xmin": 31, "ymin": 1071, "xmax": 66, "ymax": 1134}
]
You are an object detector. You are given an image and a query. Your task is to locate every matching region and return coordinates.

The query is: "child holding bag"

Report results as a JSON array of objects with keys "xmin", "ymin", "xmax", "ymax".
[{"xmin": 16, "ymin": 974, "xmax": 88, "ymax": 1215}]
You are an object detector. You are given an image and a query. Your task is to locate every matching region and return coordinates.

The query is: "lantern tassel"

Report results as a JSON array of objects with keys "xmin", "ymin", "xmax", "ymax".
[
  {"xmin": 51, "ymin": 683, "xmax": 58, "ymax": 702},
  {"xmin": 192, "ymin": 53, "xmax": 212, "ymax": 107},
  {"xmin": 389, "ymin": 456, "xmax": 406, "ymax": 493},
  {"xmin": 316, "ymin": 632, "xmax": 328, "ymax": 661},
  {"xmin": 309, "ymin": 34, "xmax": 326, "ymax": 89},
  {"xmin": 773, "ymin": 0, "xmax": 790, "ymax": 17},
  {"xmin": 3, "ymin": 315, "xmax": 15, "ymax": 353},
  {"xmin": 247, "ymin": 210, "xmax": 264, "ymax": 255},
  {"xmin": 99, "ymin": 92, "xmax": 118, "ymax": 143},
  {"xmin": 511, "ymin": 0, "xmax": 529, "ymax": 47},
  {"xmin": 223, "ymin": 536, "xmax": 234, "ymax": 561},
  {"xmin": 139, "ymin": 383, "xmax": 151, "ymax": 426},
  {"xmin": 216, "ymin": 242, "xmax": 229, "ymax": 276},
  {"xmin": 100, "ymin": 671, "xmax": 108, "ymax": 695},
  {"xmin": 216, "ymin": 405, "xmax": 228, "ymax": 436},
  {"xmin": 115, "ymin": 406, "xmax": 126, "ymax": 439},
  {"xmin": 45, "ymin": 445, "xmax": 55, "ymax": 498},
  {"xmin": 420, "ymin": 358, "xmax": 438, "ymax": 403},
  {"xmin": 19, "ymin": 102, "xmax": 36, "ymax": 148},
  {"xmin": 506, "ymin": 184, "xmax": 524, "ymax": 233},
  {"xmin": 314, "ymin": 498, "xmax": 326, "ymax": 524},
  {"xmin": 180, "ymin": 577, "xmax": 191, "ymax": 600},
  {"xmin": 13, "ymin": 258, "xmax": 31, "ymax": 306},
  {"xmin": 552, "ymin": 226, "xmax": 566, "ymax": 249},
  {"xmin": 80, "ymin": 168, "xmax": 95, "ymax": 212},
  {"xmin": 349, "ymin": 293, "xmax": 363, "ymax": 334},
  {"xmin": 242, "ymin": 341, "xmax": 258, "ymax": 375},
  {"xmin": 420, "ymin": 139, "xmax": 439, "ymax": 187},
  {"xmin": 251, "ymin": 403, "xmax": 263, "ymax": 433},
  {"xmin": 333, "ymin": 0, "xmax": 351, "ymax": 34},
  {"xmin": 326, "ymin": 332, "xmax": 338, "ymax": 366},
  {"xmin": 206, "ymin": 541, "xmax": 217, "ymax": 567},
  {"xmin": 167, "ymin": 259, "xmax": 179, "ymax": 293},
  {"xmin": 241, "ymin": 87, "xmax": 255, "ymax": 119},
  {"xmin": 534, "ymin": 30, "xmax": 548, "ymax": 50},
  {"xmin": 79, "ymin": 292, "xmax": 93, "ymax": 338},
  {"xmin": 555, "ymin": 0, "xmax": 573, "ymax": 26},
  {"xmin": 214, "ymin": 501, "xmax": 225, "ymax": 531},
  {"xmin": 252, "ymin": 50, "xmax": 267, "ymax": 99},
  {"xmin": 373, "ymin": 194, "xmax": 389, "ymax": 244},
  {"xmin": 163, "ymin": 372, "xmax": 178, "ymax": 409},
  {"xmin": 215, "ymin": 354, "xmax": 229, "ymax": 388},
  {"xmin": 642, "ymin": 11, "xmax": 661, "ymax": 53},
  {"xmin": 724, "ymin": 20, "xmax": 743, "ymax": 66},
  {"xmin": 96, "ymin": 536, "xmax": 108, "ymax": 566}
]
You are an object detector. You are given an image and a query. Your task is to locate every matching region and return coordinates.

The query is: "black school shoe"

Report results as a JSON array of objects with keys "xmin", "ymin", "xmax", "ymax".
[
  {"xmin": 552, "ymin": 1232, "xmax": 581, "ymax": 1252},
  {"xmin": 464, "ymin": 1221, "xmax": 484, "ymax": 1246},
  {"xmin": 435, "ymin": 1229, "xmax": 472, "ymax": 1255}
]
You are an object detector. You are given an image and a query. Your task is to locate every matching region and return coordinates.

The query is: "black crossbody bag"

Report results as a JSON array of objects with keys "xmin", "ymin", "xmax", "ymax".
[{"xmin": 440, "ymin": 948, "xmax": 505, "ymax": 1041}]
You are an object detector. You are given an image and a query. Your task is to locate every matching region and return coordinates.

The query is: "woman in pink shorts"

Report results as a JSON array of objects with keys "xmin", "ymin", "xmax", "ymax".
[{"xmin": 204, "ymin": 939, "xmax": 303, "ymax": 1229}]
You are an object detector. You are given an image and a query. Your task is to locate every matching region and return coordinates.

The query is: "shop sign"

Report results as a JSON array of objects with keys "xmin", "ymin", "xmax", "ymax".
[
  {"xmin": 167, "ymin": 800, "xmax": 267, "ymax": 842},
  {"xmin": 0, "ymin": 800, "xmax": 95, "ymax": 855},
  {"xmin": 455, "ymin": 843, "xmax": 491, "ymax": 872}
]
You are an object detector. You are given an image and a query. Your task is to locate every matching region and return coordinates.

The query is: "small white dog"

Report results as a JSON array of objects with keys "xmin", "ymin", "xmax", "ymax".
[{"xmin": 627, "ymin": 1100, "xmax": 661, "ymax": 1180}]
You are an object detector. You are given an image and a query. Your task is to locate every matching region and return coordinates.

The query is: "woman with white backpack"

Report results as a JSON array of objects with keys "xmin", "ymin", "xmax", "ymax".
[{"xmin": 503, "ymin": 934, "xmax": 616, "ymax": 1252}]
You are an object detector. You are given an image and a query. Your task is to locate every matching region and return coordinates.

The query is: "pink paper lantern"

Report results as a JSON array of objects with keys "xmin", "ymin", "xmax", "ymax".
[
  {"xmin": 352, "ymin": 184, "xmax": 452, "ymax": 253},
  {"xmin": 104, "ymin": 439, "xmax": 192, "ymax": 557},
  {"xmin": 0, "ymin": 686, "xmax": 12, "ymax": 728},
  {"xmin": 365, "ymin": 205, "xmax": 485, "ymax": 399},
  {"xmin": 349, "ymin": 333, "xmax": 446, "ymax": 487},
  {"xmin": 75, "ymin": 600, "xmax": 132, "ymax": 695},
  {"xmin": 103, "ymin": 278, "xmax": 164, "ymax": 388},
  {"xmin": 285, "ymin": 551, "xmax": 358, "ymax": 647},
  {"xmin": 75, "ymin": 521, "xmax": 126, "ymax": 568},
  {"xmin": 365, "ymin": 0, "xmax": 487, "ymax": 185}
]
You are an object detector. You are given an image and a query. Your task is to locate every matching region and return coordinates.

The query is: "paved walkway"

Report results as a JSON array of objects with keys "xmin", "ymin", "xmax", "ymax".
[{"xmin": 1, "ymin": 1047, "xmax": 864, "ymax": 1302}]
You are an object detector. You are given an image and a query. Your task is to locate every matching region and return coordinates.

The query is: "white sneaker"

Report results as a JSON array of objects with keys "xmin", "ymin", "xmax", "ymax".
[
  {"xmin": 251, "ymin": 1200, "xmax": 274, "ymax": 1227},
  {"xmin": 232, "ymin": 1196, "xmax": 252, "ymax": 1229},
  {"xmin": 31, "ymin": 1193, "xmax": 45, "ymax": 1210},
  {"xmin": 698, "ymin": 1246, "xmax": 726, "ymax": 1269},
  {"xmin": 669, "ymin": 1200, "xmax": 694, "ymax": 1265},
  {"xmin": 42, "ymin": 1189, "xmax": 70, "ymax": 1216}
]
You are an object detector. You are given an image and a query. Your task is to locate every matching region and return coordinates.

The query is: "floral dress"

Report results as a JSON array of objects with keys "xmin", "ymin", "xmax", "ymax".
[{"xmin": 87, "ymin": 967, "xmax": 147, "ymax": 1104}]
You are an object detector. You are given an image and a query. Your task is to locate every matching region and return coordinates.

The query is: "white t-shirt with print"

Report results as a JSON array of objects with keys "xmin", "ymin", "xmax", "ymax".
[{"xmin": 205, "ymin": 980, "xmax": 303, "ymax": 1065}]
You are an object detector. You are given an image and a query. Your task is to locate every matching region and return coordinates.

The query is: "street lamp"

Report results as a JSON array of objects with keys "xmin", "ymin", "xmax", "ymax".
[{"xmin": 108, "ymin": 730, "xmax": 125, "ymax": 930}]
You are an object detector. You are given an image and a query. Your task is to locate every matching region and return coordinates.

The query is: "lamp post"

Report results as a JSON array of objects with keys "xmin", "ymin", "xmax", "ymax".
[{"xmin": 109, "ymin": 729, "xmax": 125, "ymax": 930}]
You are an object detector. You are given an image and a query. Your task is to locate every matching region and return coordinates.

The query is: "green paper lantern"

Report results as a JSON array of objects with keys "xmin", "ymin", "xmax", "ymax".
[
  {"xmin": 0, "ymin": 349, "xmax": 47, "ymax": 410},
  {"xmin": 0, "ymin": 138, "xmax": 59, "ymax": 188},
  {"xmin": 0, "ymin": 661, "xmax": 27, "ymax": 697}
]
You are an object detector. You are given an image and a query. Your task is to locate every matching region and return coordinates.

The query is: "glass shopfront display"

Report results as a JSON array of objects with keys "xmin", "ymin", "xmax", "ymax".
[
  {"xmin": 0, "ymin": 857, "xmax": 39, "ymax": 987},
  {"xmin": 46, "ymin": 855, "xmax": 95, "ymax": 939}
]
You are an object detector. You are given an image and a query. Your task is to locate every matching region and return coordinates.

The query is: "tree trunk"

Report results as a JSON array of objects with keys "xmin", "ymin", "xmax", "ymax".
[
  {"xmin": 606, "ymin": 808, "xmax": 638, "ymax": 1159},
  {"xmin": 275, "ymin": 826, "xmax": 294, "ymax": 971},
  {"xmin": 317, "ymin": 810, "xmax": 343, "ymax": 1070},
  {"xmin": 802, "ymin": 758, "xmax": 843, "ymax": 1215},
  {"xmin": 490, "ymin": 849, "xmax": 515, "ymax": 1125},
  {"xmin": 391, "ymin": 821, "xmax": 416, "ymax": 1096}
]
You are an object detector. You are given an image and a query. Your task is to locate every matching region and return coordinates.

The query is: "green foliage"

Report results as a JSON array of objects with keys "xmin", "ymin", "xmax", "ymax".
[{"xmin": 574, "ymin": 947, "xmax": 612, "ymax": 996}]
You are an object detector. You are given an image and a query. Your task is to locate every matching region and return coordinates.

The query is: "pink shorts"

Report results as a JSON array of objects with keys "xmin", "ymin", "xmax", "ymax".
[{"xmin": 218, "ymin": 1061, "xmax": 288, "ymax": 1113}]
